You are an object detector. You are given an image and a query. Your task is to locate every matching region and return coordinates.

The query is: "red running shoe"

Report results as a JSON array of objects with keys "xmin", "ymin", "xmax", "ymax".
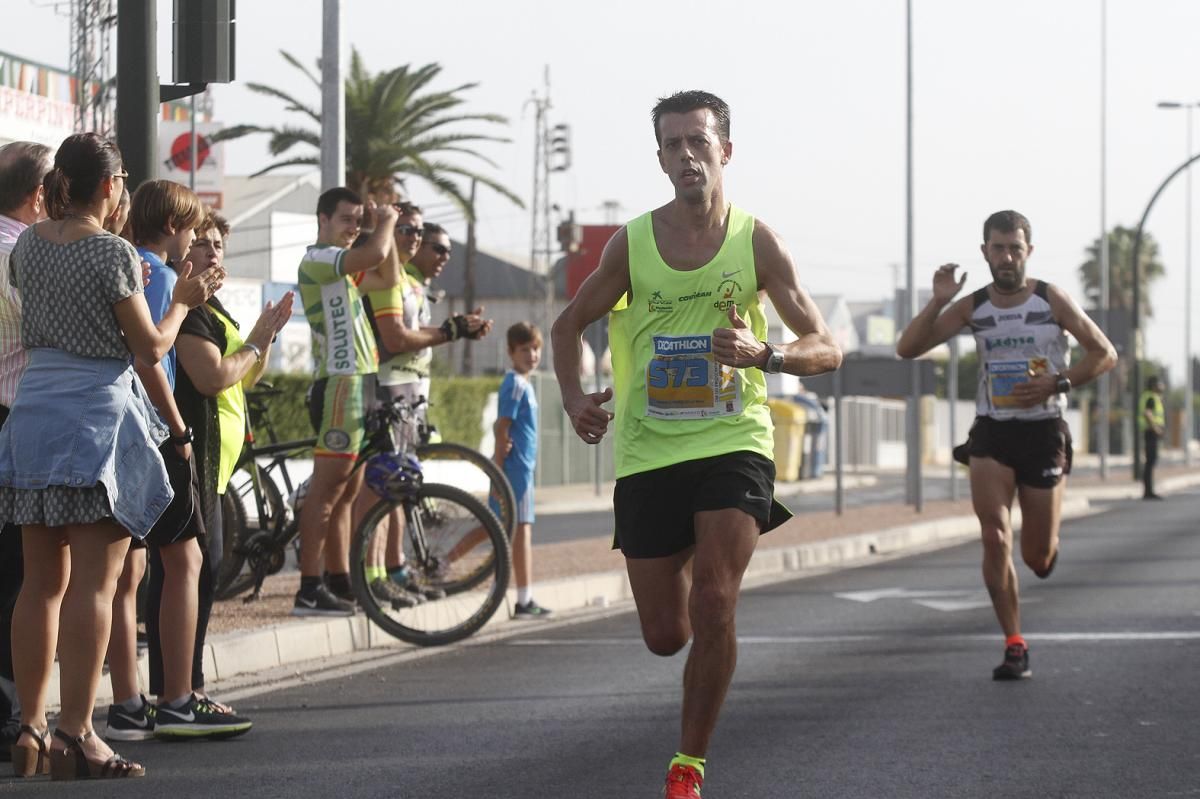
[{"xmin": 663, "ymin": 764, "xmax": 704, "ymax": 798}]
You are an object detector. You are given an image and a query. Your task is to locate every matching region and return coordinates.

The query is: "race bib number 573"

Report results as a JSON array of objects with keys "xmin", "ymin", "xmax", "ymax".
[{"xmin": 645, "ymin": 334, "xmax": 742, "ymax": 419}]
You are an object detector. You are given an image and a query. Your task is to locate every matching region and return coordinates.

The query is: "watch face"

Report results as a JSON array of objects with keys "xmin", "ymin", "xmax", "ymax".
[{"xmin": 768, "ymin": 351, "xmax": 785, "ymax": 373}]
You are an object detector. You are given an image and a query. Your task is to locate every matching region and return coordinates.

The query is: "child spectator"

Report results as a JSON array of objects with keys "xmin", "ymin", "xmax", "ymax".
[{"xmin": 493, "ymin": 322, "xmax": 551, "ymax": 619}]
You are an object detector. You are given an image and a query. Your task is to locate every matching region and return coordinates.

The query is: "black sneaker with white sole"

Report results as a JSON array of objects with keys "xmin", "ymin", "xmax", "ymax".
[
  {"xmin": 105, "ymin": 695, "xmax": 156, "ymax": 741},
  {"xmin": 513, "ymin": 599, "xmax": 553, "ymax": 620},
  {"xmin": 155, "ymin": 694, "xmax": 252, "ymax": 740},
  {"xmin": 992, "ymin": 644, "xmax": 1032, "ymax": 680},
  {"xmin": 292, "ymin": 583, "xmax": 355, "ymax": 617}
]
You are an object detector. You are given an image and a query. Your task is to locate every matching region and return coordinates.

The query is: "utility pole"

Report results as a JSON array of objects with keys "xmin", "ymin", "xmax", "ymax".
[
  {"xmin": 904, "ymin": 0, "xmax": 923, "ymax": 511},
  {"xmin": 525, "ymin": 68, "xmax": 572, "ymax": 350},
  {"xmin": 463, "ymin": 179, "xmax": 478, "ymax": 375},
  {"xmin": 1099, "ymin": 0, "xmax": 1111, "ymax": 478},
  {"xmin": 320, "ymin": 0, "xmax": 344, "ymax": 191}
]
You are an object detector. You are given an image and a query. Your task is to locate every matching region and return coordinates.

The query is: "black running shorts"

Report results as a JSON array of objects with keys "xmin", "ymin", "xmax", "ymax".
[
  {"xmin": 613, "ymin": 450, "xmax": 791, "ymax": 559},
  {"xmin": 958, "ymin": 416, "xmax": 1073, "ymax": 489}
]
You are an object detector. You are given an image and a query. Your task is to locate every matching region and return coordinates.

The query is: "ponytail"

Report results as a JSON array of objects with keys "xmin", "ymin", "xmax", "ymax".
[
  {"xmin": 42, "ymin": 166, "xmax": 71, "ymax": 221},
  {"xmin": 44, "ymin": 132, "xmax": 124, "ymax": 218}
]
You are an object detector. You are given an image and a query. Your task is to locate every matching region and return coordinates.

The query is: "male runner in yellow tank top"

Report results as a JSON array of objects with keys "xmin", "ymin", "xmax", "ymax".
[{"xmin": 552, "ymin": 90, "xmax": 842, "ymax": 798}]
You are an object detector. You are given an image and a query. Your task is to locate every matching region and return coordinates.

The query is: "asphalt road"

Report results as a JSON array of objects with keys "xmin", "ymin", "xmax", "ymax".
[{"xmin": 8, "ymin": 491, "xmax": 1199, "ymax": 798}]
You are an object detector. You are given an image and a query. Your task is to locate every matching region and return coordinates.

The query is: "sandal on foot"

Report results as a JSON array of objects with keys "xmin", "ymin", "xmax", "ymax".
[
  {"xmin": 49, "ymin": 728, "xmax": 145, "ymax": 780},
  {"xmin": 11, "ymin": 724, "xmax": 50, "ymax": 777}
]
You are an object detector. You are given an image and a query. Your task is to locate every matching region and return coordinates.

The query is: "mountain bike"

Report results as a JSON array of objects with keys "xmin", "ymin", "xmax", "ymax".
[
  {"xmin": 351, "ymin": 397, "xmax": 511, "ymax": 646},
  {"xmin": 215, "ymin": 384, "xmax": 517, "ymax": 610}
]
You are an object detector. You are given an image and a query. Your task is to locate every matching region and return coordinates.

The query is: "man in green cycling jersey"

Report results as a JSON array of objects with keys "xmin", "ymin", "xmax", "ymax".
[{"xmin": 293, "ymin": 188, "xmax": 400, "ymax": 616}]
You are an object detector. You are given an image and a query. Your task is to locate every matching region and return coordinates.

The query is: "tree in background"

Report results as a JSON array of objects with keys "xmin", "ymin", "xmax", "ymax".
[
  {"xmin": 1078, "ymin": 226, "xmax": 1165, "ymax": 322},
  {"xmin": 1077, "ymin": 227, "xmax": 1168, "ymax": 453},
  {"xmin": 213, "ymin": 50, "xmax": 522, "ymax": 218}
]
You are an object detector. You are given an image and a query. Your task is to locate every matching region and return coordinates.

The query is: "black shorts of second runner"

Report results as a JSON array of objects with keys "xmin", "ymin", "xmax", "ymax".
[
  {"xmin": 613, "ymin": 450, "xmax": 792, "ymax": 559},
  {"xmin": 961, "ymin": 416, "xmax": 1073, "ymax": 489}
]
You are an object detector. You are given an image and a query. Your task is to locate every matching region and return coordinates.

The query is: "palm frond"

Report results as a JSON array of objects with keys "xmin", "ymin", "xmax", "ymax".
[
  {"xmin": 280, "ymin": 50, "xmax": 321, "ymax": 90},
  {"xmin": 244, "ymin": 82, "xmax": 320, "ymax": 122}
]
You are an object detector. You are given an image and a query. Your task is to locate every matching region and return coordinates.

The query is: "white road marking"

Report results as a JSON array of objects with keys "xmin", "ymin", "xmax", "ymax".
[
  {"xmin": 507, "ymin": 631, "xmax": 1200, "ymax": 646},
  {"xmin": 837, "ymin": 586, "xmax": 1043, "ymax": 613}
]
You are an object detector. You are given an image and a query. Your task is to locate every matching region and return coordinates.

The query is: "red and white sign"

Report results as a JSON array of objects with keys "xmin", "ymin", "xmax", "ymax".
[
  {"xmin": 158, "ymin": 120, "xmax": 224, "ymax": 208},
  {"xmin": 0, "ymin": 85, "xmax": 75, "ymax": 148}
]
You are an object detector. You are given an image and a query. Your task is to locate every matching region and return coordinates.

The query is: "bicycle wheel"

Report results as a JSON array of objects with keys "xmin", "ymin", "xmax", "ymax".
[
  {"xmin": 214, "ymin": 488, "xmax": 252, "ymax": 600},
  {"xmin": 416, "ymin": 442, "xmax": 517, "ymax": 539},
  {"xmin": 214, "ymin": 463, "xmax": 288, "ymax": 600},
  {"xmin": 351, "ymin": 483, "xmax": 511, "ymax": 647}
]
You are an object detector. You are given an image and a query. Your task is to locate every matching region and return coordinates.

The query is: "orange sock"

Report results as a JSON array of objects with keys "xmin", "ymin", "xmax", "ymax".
[{"xmin": 1005, "ymin": 634, "xmax": 1027, "ymax": 649}]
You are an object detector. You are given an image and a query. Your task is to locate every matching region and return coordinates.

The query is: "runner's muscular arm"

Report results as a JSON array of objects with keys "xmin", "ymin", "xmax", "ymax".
[
  {"xmin": 1011, "ymin": 283, "xmax": 1118, "ymax": 406},
  {"xmin": 749, "ymin": 221, "xmax": 842, "ymax": 375},
  {"xmin": 713, "ymin": 222, "xmax": 842, "ymax": 373},
  {"xmin": 895, "ymin": 263, "xmax": 973, "ymax": 358},
  {"xmin": 551, "ymin": 227, "xmax": 629, "ymax": 443}
]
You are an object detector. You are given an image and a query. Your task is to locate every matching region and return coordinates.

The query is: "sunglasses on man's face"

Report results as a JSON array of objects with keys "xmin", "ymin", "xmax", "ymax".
[
  {"xmin": 429, "ymin": 243, "xmax": 451, "ymax": 257},
  {"xmin": 396, "ymin": 224, "xmax": 423, "ymax": 237}
]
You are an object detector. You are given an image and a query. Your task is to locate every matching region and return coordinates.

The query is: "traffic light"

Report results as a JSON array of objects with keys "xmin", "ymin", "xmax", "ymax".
[
  {"xmin": 557, "ymin": 211, "xmax": 582, "ymax": 252},
  {"xmin": 173, "ymin": 0, "xmax": 236, "ymax": 84},
  {"xmin": 550, "ymin": 123, "xmax": 571, "ymax": 172}
]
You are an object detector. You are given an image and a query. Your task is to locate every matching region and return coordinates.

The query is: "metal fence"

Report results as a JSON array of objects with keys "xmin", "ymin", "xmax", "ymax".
[{"xmin": 529, "ymin": 372, "xmax": 616, "ymax": 488}]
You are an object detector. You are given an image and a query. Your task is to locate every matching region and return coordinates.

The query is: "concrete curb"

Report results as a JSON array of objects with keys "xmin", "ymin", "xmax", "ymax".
[{"xmin": 51, "ymin": 472, "xmax": 1200, "ymax": 708}]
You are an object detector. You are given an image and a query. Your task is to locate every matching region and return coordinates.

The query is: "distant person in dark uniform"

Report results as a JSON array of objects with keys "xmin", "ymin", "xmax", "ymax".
[{"xmin": 1140, "ymin": 375, "xmax": 1165, "ymax": 500}]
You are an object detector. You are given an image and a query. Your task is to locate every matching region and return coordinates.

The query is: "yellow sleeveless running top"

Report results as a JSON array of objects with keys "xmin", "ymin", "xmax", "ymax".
[{"xmin": 609, "ymin": 205, "xmax": 774, "ymax": 478}]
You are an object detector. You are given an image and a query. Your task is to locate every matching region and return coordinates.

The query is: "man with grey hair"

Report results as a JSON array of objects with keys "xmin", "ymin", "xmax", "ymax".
[{"xmin": 0, "ymin": 140, "xmax": 52, "ymax": 758}]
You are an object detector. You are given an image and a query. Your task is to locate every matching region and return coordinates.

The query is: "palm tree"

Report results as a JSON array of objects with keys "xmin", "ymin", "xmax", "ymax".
[
  {"xmin": 213, "ymin": 50, "xmax": 522, "ymax": 217},
  {"xmin": 1078, "ymin": 225, "xmax": 1165, "ymax": 319}
]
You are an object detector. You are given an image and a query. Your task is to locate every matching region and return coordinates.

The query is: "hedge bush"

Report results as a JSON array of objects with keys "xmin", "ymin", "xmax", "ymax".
[{"xmin": 248, "ymin": 373, "xmax": 502, "ymax": 451}]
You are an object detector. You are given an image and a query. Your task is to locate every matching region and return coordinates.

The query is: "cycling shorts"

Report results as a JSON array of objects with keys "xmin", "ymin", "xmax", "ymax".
[{"xmin": 307, "ymin": 374, "xmax": 378, "ymax": 460}]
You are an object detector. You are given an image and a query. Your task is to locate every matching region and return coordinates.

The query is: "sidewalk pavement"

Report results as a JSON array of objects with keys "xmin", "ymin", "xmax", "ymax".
[{"xmin": 57, "ymin": 462, "xmax": 1200, "ymax": 709}]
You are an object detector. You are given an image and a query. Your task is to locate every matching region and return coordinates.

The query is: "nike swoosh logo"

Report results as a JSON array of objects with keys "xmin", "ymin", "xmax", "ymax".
[
  {"xmin": 297, "ymin": 597, "xmax": 317, "ymax": 608},
  {"xmin": 115, "ymin": 712, "xmax": 149, "ymax": 728},
  {"xmin": 744, "ymin": 491, "xmax": 769, "ymax": 502},
  {"xmin": 722, "ymin": 270, "xmax": 741, "ymax": 279},
  {"xmin": 169, "ymin": 710, "xmax": 196, "ymax": 723}
]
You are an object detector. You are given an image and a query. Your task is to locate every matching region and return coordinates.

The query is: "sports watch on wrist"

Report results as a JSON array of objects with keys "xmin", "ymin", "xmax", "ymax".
[
  {"xmin": 170, "ymin": 426, "xmax": 194, "ymax": 445},
  {"xmin": 1055, "ymin": 373, "xmax": 1072, "ymax": 394},
  {"xmin": 761, "ymin": 342, "xmax": 785, "ymax": 374}
]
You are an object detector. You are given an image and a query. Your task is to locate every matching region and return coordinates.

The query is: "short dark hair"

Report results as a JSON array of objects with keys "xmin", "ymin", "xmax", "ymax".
[
  {"xmin": 651, "ymin": 90, "xmax": 731, "ymax": 146},
  {"xmin": 43, "ymin": 132, "xmax": 124, "ymax": 220},
  {"xmin": 1147, "ymin": 375, "xmax": 1162, "ymax": 390},
  {"xmin": 316, "ymin": 186, "xmax": 362, "ymax": 219},
  {"xmin": 983, "ymin": 210, "xmax": 1032, "ymax": 245},
  {"xmin": 423, "ymin": 221, "xmax": 447, "ymax": 238},
  {"xmin": 0, "ymin": 141, "xmax": 52, "ymax": 215},
  {"xmin": 394, "ymin": 200, "xmax": 421, "ymax": 217},
  {"xmin": 507, "ymin": 321, "xmax": 542, "ymax": 351}
]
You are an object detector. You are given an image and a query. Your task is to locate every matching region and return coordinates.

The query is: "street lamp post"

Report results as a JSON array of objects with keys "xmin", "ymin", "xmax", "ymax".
[{"xmin": 1157, "ymin": 100, "xmax": 1197, "ymax": 465}]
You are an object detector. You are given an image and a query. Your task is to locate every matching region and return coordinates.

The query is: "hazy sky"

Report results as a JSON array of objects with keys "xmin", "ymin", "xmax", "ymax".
[{"xmin": 5, "ymin": 0, "xmax": 1200, "ymax": 384}]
